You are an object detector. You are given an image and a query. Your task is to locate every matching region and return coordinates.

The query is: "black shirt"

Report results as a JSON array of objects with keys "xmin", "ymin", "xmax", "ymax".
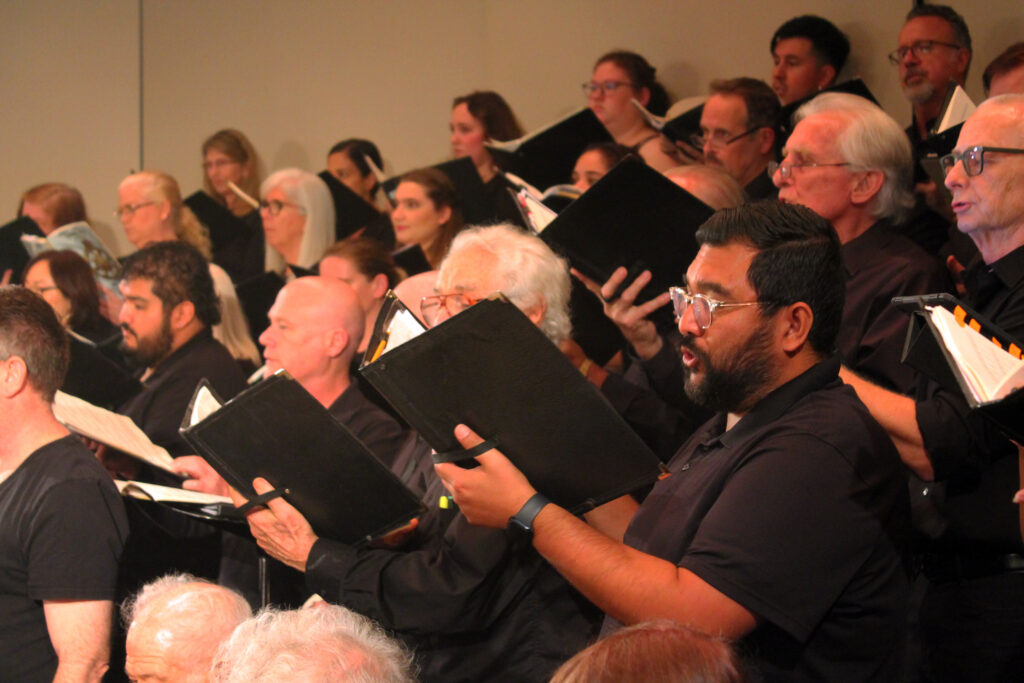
[
  {"xmin": 0, "ymin": 436, "xmax": 128, "ymax": 681},
  {"xmin": 620, "ymin": 357, "xmax": 910, "ymax": 681},
  {"xmin": 305, "ymin": 445, "xmax": 601, "ymax": 682},
  {"xmin": 916, "ymin": 243, "xmax": 1024, "ymax": 551},
  {"xmin": 745, "ymin": 170, "xmax": 778, "ymax": 201},
  {"xmin": 327, "ymin": 383, "xmax": 406, "ymax": 468},
  {"xmin": 841, "ymin": 222, "xmax": 951, "ymax": 394}
]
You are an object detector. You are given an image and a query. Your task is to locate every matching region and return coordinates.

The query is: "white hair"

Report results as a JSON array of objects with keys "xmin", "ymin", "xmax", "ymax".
[
  {"xmin": 209, "ymin": 263, "xmax": 261, "ymax": 367},
  {"xmin": 261, "ymin": 168, "xmax": 335, "ymax": 272},
  {"xmin": 210, "ymin": 604, "xmax": 415, "ymax": 683},
  {"xmin": 123, "ymin": 573, "xmax": 252, "ymax": 675},
  {"xmin": 440, "ymin": 224, "xmax": 572, "ymax": 343},
  {"xmin": 795, "ymin": 92, "xmax": 916, "ymax": 224}
]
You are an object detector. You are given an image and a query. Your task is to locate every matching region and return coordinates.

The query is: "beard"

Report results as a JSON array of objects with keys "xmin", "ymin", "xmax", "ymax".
[
  {"xmin": 120, "ymin": 315, "xmax": 174, "ymax": 369},
  {"xmin": 681, "ymin": 321, "xmax": 777, "ymax": 414},
  {"xmin": 901, "ymin": 71, "xmax": 936, "ymax": 105}
]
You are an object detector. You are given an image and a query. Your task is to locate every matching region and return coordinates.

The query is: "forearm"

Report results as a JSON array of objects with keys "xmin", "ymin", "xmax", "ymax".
[
  {"xmin": 531, "ymin": 505, "xmax": 754, "ymax": 637},
  {"xmin": 45, "ymin": 600, "xmax": 113, "ymax": 683},
  {"xmin": 53, "ymin": 656, "xmax": 108, "ymax": 683},
  {"xmin": 840, "ymin": 367, "xmax": 934, "ymax": 480}
]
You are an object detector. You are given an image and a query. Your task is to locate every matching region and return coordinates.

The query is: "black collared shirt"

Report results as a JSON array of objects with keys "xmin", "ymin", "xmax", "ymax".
[
  {"xmin": 745, "ymin": 170, "xmax": 779, "ymax": 201},
  {"xmin": 841, "ymin": 221, "xmax": 951, "ymax": 394},
  {"xmin": 621, "ymin": 357, "xmax": 910, "ymax": 681},
  {"xmin": 327, "ymin": 383, "xmax": 406, "ymax": 468},
  {"xmin": 916, "ymin": 243, "xmax": 1024, "ymax": 551}
]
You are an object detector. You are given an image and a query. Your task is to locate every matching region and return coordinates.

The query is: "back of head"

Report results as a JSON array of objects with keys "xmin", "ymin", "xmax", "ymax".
[
  {"xmin": 0, "ymin": 286, "xmax": 69, "ymax": 402},
  {"xmin": 709, "ymin": 77, "xmax": 780, "ymax": 130},
  {"xmin": 23, "ymin": 250, "xmax": 104, "ymax": 331},
  {"xmin": 595, "ymin": 50, "xmax": 671, "ymax": 115},
  {"xmin": 261, "ymin": 168, "xmax": 336, "ymax": 271},
  {"xmin": 323, "ymin": 237, "xmax": 402, "ymax": 289},
  {"xmin": 771, "ymin": 15, "xmax": 850, "ymax": 75},
  {"xmin": 440, "ymin": 224, "xmax": 571, "ymax": 343},
  {"xmin": 795, "ymin": 92, "xmax": 915, "ymax": 223},
  {"xmin": 202, "ymin": 128, "xmax": 263, "ymax": 205},
  {"xmin": 906, "ymin": 4, "xmax": 972, "ymax": 75},
  {"xmin": 983, "ymin": 42, "xmax": 1024, "ymax": 95},
  {"xmin": 550, "ymin": 620, "xmax": 746, "ymax": 683},
  {"xmin": 20, "ymin": 182, "xmax": 88, "ymax": 229},
  {"xmin": 664, "ymin": 164, "xmax": 745, "ymax": 210},
  {"xmin": 695, "ymin": 200, "xmax": 844, "ymax": 356},
  {"xmin": 210, "ymin": 605, "xmax": 415, "ymax": 683},
  {"xmin": 124, "ymin": 573, "xmax": 252, "ymax": 680},
  {"xmin": 122, "ymin": 241, "xmax": 221, "ymax": 327},
  {"xmin": 451, "ymin": 91, "xmax": 524, "ymax": 142}
]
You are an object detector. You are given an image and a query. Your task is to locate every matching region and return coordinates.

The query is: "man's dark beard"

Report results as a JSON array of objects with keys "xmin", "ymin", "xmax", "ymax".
[
  {"xmin": 681, "ymin": 321, "xmax": 776, "ymax": 414},
  {"xmin": 120, "ymin": 314, "xmax": 173, "ymax": 368}
]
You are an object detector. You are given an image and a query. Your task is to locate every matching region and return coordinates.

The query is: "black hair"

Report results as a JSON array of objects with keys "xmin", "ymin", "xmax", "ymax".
[
  {"xmin": 771, "ymin": 15, "xmax": 851, "ymax": 74},
  {"xmin": 121, "ymin": 241, "xmax": 221, "ymax": 327},
  {"xmin": 695, "ymin": 200, "xmax": 844, "ymax": 355},
  {"xmin": 327, "ymin": 138, "xmax": 384, "ymax": 186}
]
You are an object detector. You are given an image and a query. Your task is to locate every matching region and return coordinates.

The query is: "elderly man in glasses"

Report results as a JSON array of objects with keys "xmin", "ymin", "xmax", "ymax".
[
  {"xmin": 696, "ymin": 78, "xmax": 780, "ymax": 200},
  {"xmin": 773, "ymin": 92, "xmax": 949, "ymax": 395},
  {"xmin": 436, "ymin": 201, "xmax": 911, "ymax": 681},
  {"xmin": 840, "ymin": 95, "xmax": 1024, "ymax": 681}
]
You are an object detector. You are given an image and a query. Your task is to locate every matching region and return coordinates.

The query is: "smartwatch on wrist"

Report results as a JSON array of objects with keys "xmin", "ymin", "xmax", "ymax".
[{"xmin": 506, "ymin": 492, "xmax": 551, "ymax": 537}]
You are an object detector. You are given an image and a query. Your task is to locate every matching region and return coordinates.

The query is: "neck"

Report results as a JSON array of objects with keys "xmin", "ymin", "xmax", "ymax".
[
  {"xmin": 0, "ymin": 404, "xmax": 69, "ymax": 483},
  {"xmin": 301, "ymin": 369, "xmax": 352, "ymax": 409},
  {"xmin": 972, "ymin": 224, "xmax": 1024, "ymax": 265},
  {"xmin": 474, "ymin": 153, "xmax": 496, "ymax": 184},
  {"xmin": 724, "ymin": 350, "xmax": 819, "ymax": 431},
  {"xmin": 223, "ymin": 192, "xmax": 243, "ymax": 215},
  {"xmin": 278, "ymin": 241, "xmax": 302, "ymax": 268},
  {"xmin": 606, "ymin": 116, "xmax": 652, "ymax": 147},
  {"xmin": 833, "ymin": 210, "xmax": 876, "ymax": 245},
  {"xmin": 913, "ymin": 99, "xmax": 944, "ymax": 137},
  {"xmin": 738, "ymin": 159, "xmax": 771, "ymax": 189}
]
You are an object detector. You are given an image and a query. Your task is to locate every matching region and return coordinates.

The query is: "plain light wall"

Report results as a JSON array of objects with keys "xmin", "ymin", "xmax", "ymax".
[{"xmin": 2, "ymin": 1, "xmax": 1022, "ymax": 257}]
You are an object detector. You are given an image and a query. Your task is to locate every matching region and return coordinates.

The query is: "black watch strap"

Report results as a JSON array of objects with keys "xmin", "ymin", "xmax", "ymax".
[{"xmin": 507, "ymin": 493, "xmax": 551, "ymax": 536}]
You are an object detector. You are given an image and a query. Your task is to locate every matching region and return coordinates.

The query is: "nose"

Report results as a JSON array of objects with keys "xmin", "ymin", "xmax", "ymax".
[
  {"xmin": 943, "ymin": 159, "xmax": 967, "ymax": 192},
  {"xmin": 772, "ymin": 62, "xmax": 784, "ymax": 80},
  {"xmin": 676, "ymin": 302, "xmax": 704, "ymax": 338}
]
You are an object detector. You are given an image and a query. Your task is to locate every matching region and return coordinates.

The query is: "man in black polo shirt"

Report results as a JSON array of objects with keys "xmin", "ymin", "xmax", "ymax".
[
  {"xmin": 840, "ymin": 95, "xmax": 1024, "ymax": 681},
  {"xmin": 438, "ymin": 201, "xmax": 910, "ymax": 681}
]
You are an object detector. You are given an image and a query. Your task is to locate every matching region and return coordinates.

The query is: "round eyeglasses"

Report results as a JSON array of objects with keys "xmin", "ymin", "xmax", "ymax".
[{"xmin": 669, "ymin": 287, "xmax": 762, "ymax": 332}]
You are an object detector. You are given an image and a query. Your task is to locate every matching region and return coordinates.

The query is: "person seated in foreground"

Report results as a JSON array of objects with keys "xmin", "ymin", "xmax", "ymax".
[
  {"xmin": 210, "ymin": 604, "xmax": 415, "ymax": 683},
  {"xmin": 122, "ymin": 573, "xmax": 251, "ymax": 682},
  {"xmin": 437, "ymin": 201, "xmax": 911, "ymax": 681}
]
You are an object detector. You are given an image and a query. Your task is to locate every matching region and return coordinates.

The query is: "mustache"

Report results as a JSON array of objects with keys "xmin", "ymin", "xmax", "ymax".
[
  {"xmin": 679, "ymin": 335, "xmax": 711, "ymax": 367},
  {"xmin": 119, "ymin": 323, "xmax": 136, "ymax": 338}
]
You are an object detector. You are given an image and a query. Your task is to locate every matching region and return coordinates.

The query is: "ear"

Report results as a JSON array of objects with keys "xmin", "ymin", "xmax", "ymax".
[
  {"xmin": 324, "ymin": 328, "xmax": 350, "ymax": 359},
  {"xmin": 636, "ymin": 86, "xmax": 651, "ymax": 108},
  {"xmin": 756, "ymin": 127, "xmax": 776, "ymax": 156},
  {"xmin": 0, "ymin": 356, "xmax": 30, "ymax": 399},
  {"xmin": 524, "ymin": 299, "xmax": 548, "ymax": 329},
  {"xmin": 436, "ymin": 205, "xmax": 452, "ymax": 226},
  {"xmin": 775, "ymin": 301, "xmax": 814, "ymax": 354},
  {"xmin": 169, "ymin": 300, "xmax": 197, "ymax": 331},
  {"xmin": 849, "ymin": 169, "xmax": 885, "ymax": 207},
  {"xmin": 816, "ymin": 65, "xmax": 836, "ymax": 91},
  {"xmin": 157, "ymin": 199, "xmax": 171, "ymax": 222},
  {"xmin": 954, "ymin": 48, "xmax": 970, "ymax": 80},
  {"xmin": 369, "ymin": 272, "xmax": 389, "ymax": 299}
]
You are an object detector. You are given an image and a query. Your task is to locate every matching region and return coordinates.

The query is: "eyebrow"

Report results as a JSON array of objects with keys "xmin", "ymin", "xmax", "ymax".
[{"xmin": 688, "ymin": 278, "xmax": 731, "ymax": 298}]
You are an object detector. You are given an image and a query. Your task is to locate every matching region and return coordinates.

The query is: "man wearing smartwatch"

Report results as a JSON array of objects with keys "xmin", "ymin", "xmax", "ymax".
[{"xmin": 437, "ymin": 201, "xmax": 911, "ymax": 681}]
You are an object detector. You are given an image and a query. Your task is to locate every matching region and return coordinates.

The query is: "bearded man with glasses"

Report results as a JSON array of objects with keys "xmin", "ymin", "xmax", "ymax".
[{"xmin": 438, "ymin": 201, "xmax": 911, "ymax": 681}]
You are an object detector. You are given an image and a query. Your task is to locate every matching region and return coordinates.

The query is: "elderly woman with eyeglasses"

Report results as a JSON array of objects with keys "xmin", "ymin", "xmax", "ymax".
[
  {"xmin": 259, "ymin": 168, "xmax": 335, "ymax": 279},
  {"xmin": 584, "ymin": 51, "xmax": 679, "ymax": 171}
]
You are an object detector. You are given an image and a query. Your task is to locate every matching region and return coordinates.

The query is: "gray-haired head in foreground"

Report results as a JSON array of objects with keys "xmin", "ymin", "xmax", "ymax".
[
  {"xmin": 794, "ymin": 92, "xmax": 916, "ymax": 224},
  {"xmin": 440, "ymin": 223, "xmax": 572, "ymax": 344},
  {"xmin": 210, "ymin": 604, "xmax": 416, "ymax": 682}
]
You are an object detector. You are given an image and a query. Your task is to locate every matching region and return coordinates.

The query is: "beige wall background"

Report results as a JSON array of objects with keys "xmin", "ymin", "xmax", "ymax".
[{"xmin": 2, "ymin": 0, "xmax": 1020, "ymax": 256}]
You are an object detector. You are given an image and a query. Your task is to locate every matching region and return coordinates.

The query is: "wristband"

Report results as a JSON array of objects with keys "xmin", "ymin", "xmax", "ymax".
[{"xmin": 506, "ymin": 493, "xmax": 551, "ymax": 537}]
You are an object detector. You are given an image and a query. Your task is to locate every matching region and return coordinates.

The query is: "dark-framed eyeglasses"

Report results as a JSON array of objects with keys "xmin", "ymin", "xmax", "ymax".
[
  {"xmin": 114, "ymin": 201, "xmax": 155, "ymax": 218},
  {"xmin": 887, "ymin": 40, "xmax": 961, "ymax": 66},
  {"xmin": 259, "ymin": 199, "xmax": 307, "ymax": 216},
  {"xmin": 939, "ymin": 146, "xmax": 1024, "ymax": 178},
  {"xmin": 582, "ymin": 81, "xmax": 636, "ymax": 96},
  {"xmin": 768, "ymin": 160, "xmax": 852, "ymax": 181},
  {"xmin": 690, "ymin": 126, "xmax": 762, "ymax": 150},
  {"xmin": 420, "ymin": 292, "xmax": 481, "ymax": 326},
  {"xmin": 669, "ymin": 286, "xmax": 761, "ymax": 332}
]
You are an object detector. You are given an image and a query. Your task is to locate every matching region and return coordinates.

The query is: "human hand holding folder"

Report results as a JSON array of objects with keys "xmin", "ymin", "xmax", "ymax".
[
  {"xmin": 231, "ymin": 477, "xmax": 319, "ymax": 572},
  {"xmin": 435, "ymin": 424, "xmax": 538, "ymax": 529},
  {"xmin": 572, "ymin": 266, "xmax": 671, "ymax": 361}
]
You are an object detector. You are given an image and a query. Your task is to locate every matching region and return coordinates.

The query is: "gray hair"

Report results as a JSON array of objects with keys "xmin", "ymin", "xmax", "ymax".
[
  {"xmin": 440, "ymin": 224, "xmax": 572, "ymax": 344},
  {"xmin": 261, "ymin": 168, "xmax": 335, "ymax": 272},
  {"xmin": 210, "ymin": 604, "xmax": 415, "ymax": 683},
  {"xmin": 795, "ymin": 92, "xmax": 915, "ymax": 224},
  {"xmin": 123, "ymin": 573, "xmax": 252, "ymax": 675}
]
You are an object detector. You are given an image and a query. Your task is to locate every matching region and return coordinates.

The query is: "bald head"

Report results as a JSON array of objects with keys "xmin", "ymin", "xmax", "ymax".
[
  {"xmin": 124, "ymin": 578, "xmax": 251, "ymax": 683},
  {"xmin": 259, "ymin": 276, "xmax": 365, "ymax": 397}
]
